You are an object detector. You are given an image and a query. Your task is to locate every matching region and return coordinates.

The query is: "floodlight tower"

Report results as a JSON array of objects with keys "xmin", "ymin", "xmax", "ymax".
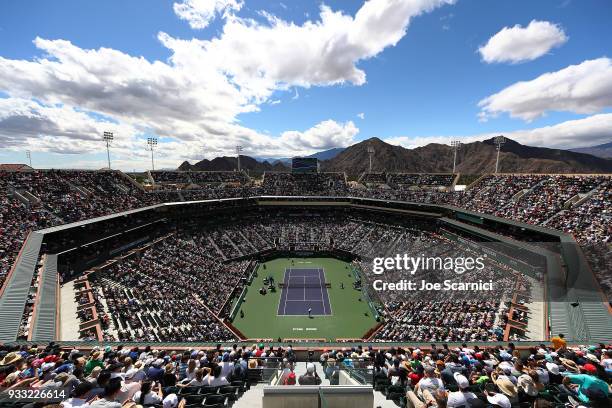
[
  {"xmin": 367, "ymin": 145, "xmax": 375, "ymax": 173},
  {"xmin": 236, "ymin": 145, "xmax": 243, "ymax": 172},
  {"xmin": 26, "ymin": 150, "xmax": 32, "ymax": 167},
  {"xmin": 146, "ymin": 137, "xmax": 158, "ymax": 171},
  {"xmin": 103, "ymin": 131, "xmax": 114, "ymax": 169},
  {"xmin": 450, "ymin": 140, "xmax": 461, "ymax": 174},
  {"xmin": 494, "ymin": 135, "xmax": 506, "ymax": 174}
]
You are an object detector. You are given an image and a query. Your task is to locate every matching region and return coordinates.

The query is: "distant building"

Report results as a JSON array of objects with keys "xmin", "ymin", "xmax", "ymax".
[{"xmin": 0, "ymin": 164, "xmax": 33, "ymax": 171}]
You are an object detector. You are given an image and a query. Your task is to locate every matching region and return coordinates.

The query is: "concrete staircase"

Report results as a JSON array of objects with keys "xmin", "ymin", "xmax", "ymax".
[
  {"xmin": 60, "ymin": 281, "xmax": 81, "ymax": 341},
  {"xmin": 31, "ymin": 254, "xmax": 59, "ymax": 341},
  {"xmin": 524, "ymin": 282, "xmax": 546, "ymax": 341},
  {"xmin": 232, "ymin": 362, "xmax": 396, "ymax": 408},
  {"xmin": 0, "ymin": 233, "xmax": 44, "ymax": 342}
]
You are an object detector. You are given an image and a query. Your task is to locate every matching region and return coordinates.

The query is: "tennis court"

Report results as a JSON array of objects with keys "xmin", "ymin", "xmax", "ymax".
[
  {"xmin": 231, "ymin": 257, "xmax": 378, "ymax": 340},
  {"xmin": 277, "ymin": 267, "xmax": 332, "ymax": 316}
]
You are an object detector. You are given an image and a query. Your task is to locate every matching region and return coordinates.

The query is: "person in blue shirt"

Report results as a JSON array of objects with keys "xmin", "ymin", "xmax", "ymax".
[
  {"xmin": 146, "ymin": 359, "xmax": 165, "ymax": 382},
  {"xmin": 562, "ymin": 373, "xmax": 609, "ymax": 404}
]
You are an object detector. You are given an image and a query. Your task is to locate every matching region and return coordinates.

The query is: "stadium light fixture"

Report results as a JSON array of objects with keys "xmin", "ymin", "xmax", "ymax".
[
  {"xmin": 494, "ymin": 135, "xmax": 505, "ymax": 174},
  {"xmin": 103, "ymin": 131, "xmax": 114, "ymax": 169},
  {"xmin": 367, "ymin": 145, "xmax": 375, "ymax": 173},
  {"xmin": 236, "ymin": 145, "xmax": 243, "ymax": 172},
  {"xmin": 450, "ymin": 140, "xmax": 461, "ymax": 174},
  {"xmin": 146, "ymin": 137, "xmax": 158, "ymax": 171},
  {"xmin": 26, "ymin": 150, "xmax": 32, "ymax": 167}
]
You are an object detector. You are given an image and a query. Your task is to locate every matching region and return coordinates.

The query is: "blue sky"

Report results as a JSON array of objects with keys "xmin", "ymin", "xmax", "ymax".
[{"xmin": 0, "ymin": 0, "xmax": 611, "ymax": 170}]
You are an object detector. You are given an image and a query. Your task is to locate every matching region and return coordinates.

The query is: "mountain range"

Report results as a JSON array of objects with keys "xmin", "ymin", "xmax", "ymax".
[
  {"xmin": 178, "ymin": 155, "xmax": 288, "ymax": 175},
  {"xmin": 178, "ymin": 137, "xmax": 612, "ymax": 178},
  {"xmin": 254, "ymin": 147, "xmax": 346, "ymax": 165},
  {"xmin": 570, "ymin": 141, "xmax": 612, "ymax": 158}
]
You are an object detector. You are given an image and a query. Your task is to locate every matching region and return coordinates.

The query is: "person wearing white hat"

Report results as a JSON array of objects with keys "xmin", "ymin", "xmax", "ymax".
[
  {"xmin": 517, "ymin": 373, "xmax": 539, "ymax": 402},
  {"xmin": 485, "ymin": 389, "xmax": 511, "ymax": 408},
  {"xmin": 447, "ymin": 373, "xmax": 477, "ymax": 408},
  {"xmin": 585, "ymin": 354, "xmax": 599, "ymax": 363},
  {"xmin": 546, "ymin": 363, "xmax": 563, "ymax": 385}
]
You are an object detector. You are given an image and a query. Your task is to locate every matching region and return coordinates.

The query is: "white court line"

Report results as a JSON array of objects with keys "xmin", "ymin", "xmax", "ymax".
[
  {"xmin": 317, "ymin": 267, "xmax": 326, "ymax": 315},
  {"xmin": 276, "ymin": 266, "xmax": 334, "ymax": 316},
  {"xmin": 282, "ymin": 268, "xmax": 290, "ymax": 315},
  {"xmin": 322, "ymin": 267, "xmax": 334, "ymax": 316}
]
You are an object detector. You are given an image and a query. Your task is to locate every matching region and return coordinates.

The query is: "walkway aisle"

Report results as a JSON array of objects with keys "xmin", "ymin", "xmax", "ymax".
[
  {"xmin": 525, "ymin": 281, "xmax": 545, "ymax": 340},
  {"xmin": 59, "ymin": 281, "xmax": 80, "ymax": 341}
]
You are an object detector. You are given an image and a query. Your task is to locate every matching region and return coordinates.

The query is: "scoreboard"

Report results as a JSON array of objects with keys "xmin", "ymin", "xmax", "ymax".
[{"xmin": 292, "ymin": 157, "xmax": 319, "ymax": 173}]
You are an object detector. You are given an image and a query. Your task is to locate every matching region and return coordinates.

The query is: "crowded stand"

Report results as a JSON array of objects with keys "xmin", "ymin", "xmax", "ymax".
[
  {"xmin": 66, "ymin": 212, "xmax": 539, "ymax": 344},
  {"xmin": 0, "ymin": 168, "xmax": 611, "ymax": 350},
  {"xmin": 373, "ymin": 299, "xmax": 504, "ymax": 342},
  {"xmin": 0, "ymin": 340, "xmax": 610, "ymax": 408},
  {"xmin": 365, "ymin": 235, "xmax": 537, "ymax": 343},
  {"xmin": 359, "ymin": 173, "xmax": 456, "ymax": 188},
  {"xmin": 1, "ymin": 170, "xmax": 155, "ymax": 225},
  {"xmin": 261, "ymin": 172, "xmax": 347, "ymax": 196},
  {"xmin": 0, "ymin": 174, "xmax": 57, "ymax": 291},
  {"xmin": 546, "ymin": 178, "xmax": 611, "ymax": 244},
  {"xmin": 149, "ymin": 171, "xmax": 190, "ymax": 184},
  {"xmin": 419, "ymin": 173, "xmax": 456, "ymax": 187},
  {"xmin": 580, "ymin": 245, "xmax": 612, "ymax": 302},
  {"xmin": 359, "ymin": 172, "xmax": 389, "ymax": 185},
  {"xmin": 350, "ymin": 187, "xmax": 458, "ymax": 205},
  {"xmin": 387, "ymin": 173, "xmax": 421, "ymax": 186},
  {"xmin": 149, "ymin": 171, "xmax": 250, "ymax": 187},
  {"xmin": 1, "ymin": 170, "xmax": 610, "ymax": 248},
  {"xmin": 457, "ymin": 175, "xmax": 546, "ymax": 216},
  {"xmin": 454, "ymin": 175, "xmax": 611, "ymax": 244},
  {"xmin": 1, "ymin": 171, "xmax": 609, "ymax": 282},
  {"xmin": 89, "ymin": 235, "xmax": 249, "ymax": 342},
  {"xmin": 387, "ymin": 173, "xmax": 456, "ymax": 187},
  {"xmin": 496, "ymin": 176, "xmax": 605, "ymax": 226},
  {"xmin": 189, "ymin": 171, "xmax": 250, "ymax": 185}
]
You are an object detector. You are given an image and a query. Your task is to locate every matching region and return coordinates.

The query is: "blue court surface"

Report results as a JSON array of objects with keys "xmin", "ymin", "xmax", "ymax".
[{"xmin": 277, "ymin": 268, "xmax": 332, "ymax": 316}]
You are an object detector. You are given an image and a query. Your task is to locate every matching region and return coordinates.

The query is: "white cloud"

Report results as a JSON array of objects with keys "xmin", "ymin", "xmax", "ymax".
[
  {"xmin": 357, "ymin": 112, "xmax": 365, "ymax": 119},
  {"xmin": 385, "ymin": 113, "xmax": 612, "ymax": 150},
  {"xmin": 479, "ymin": 20, "xmax": 567, "ymax": 64},
  {"xmin": 279, "ymin": 120, "xmax": 358, "ymax": 151},
  {"xmin": 478, "ymin": 58, "xmax": 612, "ymax": 122},
  {"xmin": 0, "ymin": 98, "xmax": 139, "ymax": 152},
  {"xmin": 0, "ymin": 97, "xmax": 358, "ymax": 168},
  {"xmin": 502, "ymin": 113, "xmax": 612, "ymax": 148},
  {"xmin": 183, "ymin": 0, "xmax": 456, "ymax": 91},
  {"xmin": 0, "ymin": 0, "xmax": 455, "ymax": 169},
  {"xmin": 173, "ymin": 0, "xmax": 243, "ymax": 29}
]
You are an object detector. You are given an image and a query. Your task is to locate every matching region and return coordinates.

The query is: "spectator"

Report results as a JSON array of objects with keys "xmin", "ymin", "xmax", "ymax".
[
  {"xmin": 298, "ymin": 363, "xmax": 321, "ymax": 385},
  {"xmin": 132, "ymin": 380, "xmax": 162, "ymax": 406}
]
